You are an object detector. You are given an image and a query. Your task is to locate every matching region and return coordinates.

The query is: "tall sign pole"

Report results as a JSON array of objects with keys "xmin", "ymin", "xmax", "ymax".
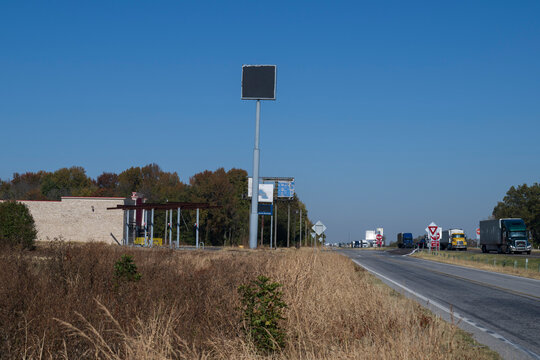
[
  {"xmin": 242, "ymin": 65, "xmax": 277, "ymax": 249},
  {"xmin": 249, "ymin": 100, "xmax": 261, "ymax": 249}
]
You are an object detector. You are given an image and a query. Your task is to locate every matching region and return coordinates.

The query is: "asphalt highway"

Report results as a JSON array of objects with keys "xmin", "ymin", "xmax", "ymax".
[{"xmin": 338, "ymin": 249, "xmax": 540, "ymax": 360}]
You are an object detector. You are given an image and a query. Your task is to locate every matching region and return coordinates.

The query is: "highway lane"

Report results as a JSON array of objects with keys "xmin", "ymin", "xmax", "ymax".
[{"xmin": 338, "ymin": 249, "xmax": 540, "ymax": 360}]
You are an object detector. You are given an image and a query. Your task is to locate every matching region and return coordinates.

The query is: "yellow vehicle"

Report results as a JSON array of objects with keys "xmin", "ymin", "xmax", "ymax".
[
  {"xmin": 441, "ymin": 229, "xmax": 467, "ymax": 251},
  {"xmin": 134, "ymin": 237, "xmax": 163, "ymax": 246}
]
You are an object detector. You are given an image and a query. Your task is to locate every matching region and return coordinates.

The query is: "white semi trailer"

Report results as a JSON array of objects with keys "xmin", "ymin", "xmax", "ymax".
[{"xmin": 365, "ymin": 230, "xmax": 376, "ymax": 247}]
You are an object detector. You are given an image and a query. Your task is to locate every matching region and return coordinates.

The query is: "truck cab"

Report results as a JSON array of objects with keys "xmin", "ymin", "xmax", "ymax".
[
  {"xmin": 501, "ymin": 219, "xmax": 531, "ymax": 254},
  {"xmin": 448, "ymin": 229, "xmax": 467, "ymax": 251}
]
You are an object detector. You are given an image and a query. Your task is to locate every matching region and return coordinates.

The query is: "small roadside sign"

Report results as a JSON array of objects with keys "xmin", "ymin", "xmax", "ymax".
[
  {"xmin": 425, "ymin": 222, "xmax": 441, "ymax": 251},
  {"xmin": 312, "ymin": 221, "xmax": 327, "ymax": 236},
  {"xmin": 376, "ymin": 234, "xmax": 383, "ymax": 247},
  {"xmin": 476, "ymin": 228, "xmax": 480, "ymax": 240}
]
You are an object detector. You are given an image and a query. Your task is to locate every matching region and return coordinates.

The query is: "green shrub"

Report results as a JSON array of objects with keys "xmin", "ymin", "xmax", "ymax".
[
  {"xmin": 113, "ymin": 254, "xmax": 142, "ymax": 285},
  {"xmin": 0, "ymin": 201, "xmax": 37, "ymax": 249},
  {"xmin": 238, "ymin": 275, "xmax": 287, "ymax": 353}
]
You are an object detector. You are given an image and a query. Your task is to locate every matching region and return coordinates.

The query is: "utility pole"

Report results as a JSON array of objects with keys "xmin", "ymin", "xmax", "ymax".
[
  {"xmin": 274, "ymin": 201, "xmax": 278, "ymax": 248},
  {"xmin": 287, "ymin": 202, "xmax": 290, "ymax": 247},
  {"xmin": 299, "ymin": 209, "xmax": 302, "ymax": 247}
]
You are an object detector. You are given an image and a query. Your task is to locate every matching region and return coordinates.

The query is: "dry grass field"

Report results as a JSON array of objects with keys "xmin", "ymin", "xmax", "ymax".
[{"xmin": 0, "ymin": 242, "xmax": 499, "ymax": 359}]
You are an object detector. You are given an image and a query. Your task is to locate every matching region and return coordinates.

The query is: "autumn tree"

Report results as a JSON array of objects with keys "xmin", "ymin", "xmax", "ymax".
[{"xmin": 94, "ymin": 172, "xmax": 119, "ymax": 197}]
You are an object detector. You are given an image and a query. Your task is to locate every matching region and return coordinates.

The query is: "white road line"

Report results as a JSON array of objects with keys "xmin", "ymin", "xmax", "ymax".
[{"xmin": 352, "ymin": 258, "xmax": 540, "ymax": 360}]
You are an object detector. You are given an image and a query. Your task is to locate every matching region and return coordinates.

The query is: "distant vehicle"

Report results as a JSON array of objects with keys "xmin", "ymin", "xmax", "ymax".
[
  {"xmin": 441, "ymin": 229, "xmax": 467, "ymax": 251},
  {"xmin": 415, "ymin": 235, "xmax": 427, "ymax": 248},
  {"xmin": 397, "ymin": 233, "xmax": 414, "ymax": 248},
  {"xmin": 480, "ymin": 218, "xmax": 532, "ymax": 254},
  {"xmin": 353, "ymin": 240, "xmax": 369, "ymax": 248}
]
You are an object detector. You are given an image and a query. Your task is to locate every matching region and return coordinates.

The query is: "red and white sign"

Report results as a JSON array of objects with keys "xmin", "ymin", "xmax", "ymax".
[
  {"xmin": 476, "ymin": 228, "xmax": 480, "ymax": 240},
  {"xmin": 425, "ymin": 222, "xmax": 441, "ymax": 250},
  {"xmin": 376, "ymin": 234, "xmax": 383, "ymax": 247}
]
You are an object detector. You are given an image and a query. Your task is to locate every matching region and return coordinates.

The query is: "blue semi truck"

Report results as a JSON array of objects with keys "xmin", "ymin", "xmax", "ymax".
[{"xmin": 397, "ymin": 233, "xmax": 414, "ymax": 248}]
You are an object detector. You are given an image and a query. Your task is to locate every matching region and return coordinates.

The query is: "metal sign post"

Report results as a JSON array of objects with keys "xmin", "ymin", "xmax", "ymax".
[
  {"xmin": 249, "ymin": 100, "xmax": 261, "ymax": 249},
  {"xmin": 242, "ymin": 65, "xmax": 277, "ymax": 249},
  {"xmin": 196, "ymin": 208, "xmax": 200, "ymax": 249},
  {"xmin": 176, "ymin": 207, "xmax": 180, "ymax": 249},
  {"xmin": 270, "ymin": 212, "xmax": 273, "ymax": 249}
]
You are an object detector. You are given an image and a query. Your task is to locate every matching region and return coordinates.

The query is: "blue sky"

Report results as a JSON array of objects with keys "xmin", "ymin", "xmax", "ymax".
[{"xmin": 1, "ymin": 1, "xmax": 539, "ymax": 243}]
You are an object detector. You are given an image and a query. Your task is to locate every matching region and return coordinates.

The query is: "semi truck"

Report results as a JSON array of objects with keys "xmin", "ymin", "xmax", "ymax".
[
  {"xmin": 441, "ymin": 229, "xmax": 467, "ymax": 251},
  {"xmin": 365, "ymin": 230, "xmax": 376, "ymax": 247},
  {"xmin": 479, "ymin": 218, "xmax": 532, "ymax": 254},
  {"xmin": 397, "ymin": 233, "xmax": 414, "ymax": 248}
]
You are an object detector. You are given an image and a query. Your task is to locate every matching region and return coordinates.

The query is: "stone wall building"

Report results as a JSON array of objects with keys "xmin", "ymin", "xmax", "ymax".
[{"xmin": 10, "ymin": 197, "xmax": 129, "ymax": 244}]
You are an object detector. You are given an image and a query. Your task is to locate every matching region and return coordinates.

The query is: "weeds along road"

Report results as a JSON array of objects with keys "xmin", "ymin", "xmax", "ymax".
[
  {"xmin": 338, "ymin": 249, "xmax": 540, "ymax": 360},
  {"xmin": 466, "ymin": 248, "xmax": 540, "ymax": 259}
]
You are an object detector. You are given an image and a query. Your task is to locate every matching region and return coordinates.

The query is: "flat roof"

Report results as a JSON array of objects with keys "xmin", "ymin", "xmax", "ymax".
[
  {"xmin": 107, "ymin": 201, "xmax": 220, "ymax": 211},
  {"xmin": 62, "ymin": 196, "xmax": 126, "ymax": 200}
]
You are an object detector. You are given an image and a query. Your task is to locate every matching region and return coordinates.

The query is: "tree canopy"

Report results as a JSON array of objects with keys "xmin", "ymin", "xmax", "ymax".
[{"xmin": 493, "ymin": 183, "xmax": 540, "ymax": 246}]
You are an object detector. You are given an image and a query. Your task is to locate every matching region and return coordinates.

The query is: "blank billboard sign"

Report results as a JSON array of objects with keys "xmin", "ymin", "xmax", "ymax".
[{"xmin": 242, "ymin": 65, "xmax": 276, "ymax": 100}]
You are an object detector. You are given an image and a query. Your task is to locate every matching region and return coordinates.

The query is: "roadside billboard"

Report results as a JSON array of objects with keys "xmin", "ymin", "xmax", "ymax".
[{"xmin": 247, "ymin": 178, "xmax": 274, "ymax": 203}]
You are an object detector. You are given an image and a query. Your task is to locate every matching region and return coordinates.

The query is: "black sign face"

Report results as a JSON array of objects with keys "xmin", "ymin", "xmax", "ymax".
[
  {"xmin": 257, "ymin": 203, "xmax": 273, "ymax": 215},
  {"xmin": 242, "ymin": 65, "xmax": 276, "ymax": 100}
]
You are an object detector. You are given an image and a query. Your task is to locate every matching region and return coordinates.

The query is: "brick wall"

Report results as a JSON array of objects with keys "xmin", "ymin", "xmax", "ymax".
[{"xmin": 11, "ymin": 197, "xmax": 127, "ymax": 244}]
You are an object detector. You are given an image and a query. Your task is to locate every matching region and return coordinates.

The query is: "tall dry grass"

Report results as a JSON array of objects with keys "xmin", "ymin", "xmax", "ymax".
[{"xmin": 0, "ymin": 243, "xmax": 498, "ymax": 359}]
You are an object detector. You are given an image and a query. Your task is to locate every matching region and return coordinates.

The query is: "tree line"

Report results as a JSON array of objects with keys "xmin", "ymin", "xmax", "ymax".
[
  {"xmin": 0, "ymin": 164, "xmax": 311, "ymax": 247},
  {"xmin": 493, "ymin": 182, "xmax": 540, "ymax": 246}
]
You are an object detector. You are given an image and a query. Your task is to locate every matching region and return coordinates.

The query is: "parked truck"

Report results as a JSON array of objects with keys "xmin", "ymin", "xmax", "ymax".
[
  {"xmin": 397, "ymin": 233, "xmax": 414, "ymax": 248},
  {"xmin": 441, "ymin": 229, "xmax": 467, "ymax": 251},
  {"xmin": 480, "ymin": 218, "xmax": 532, "ymax": 254}
]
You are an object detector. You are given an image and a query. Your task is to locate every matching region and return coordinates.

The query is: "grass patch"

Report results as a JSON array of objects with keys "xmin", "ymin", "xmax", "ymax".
[
  {"xmin": 0, "ymin": 242, "xmax": 500, "ymax": 359},
  {"xmin": 413, "ymin": 250, "xmax": 540, "ymax": 280}
]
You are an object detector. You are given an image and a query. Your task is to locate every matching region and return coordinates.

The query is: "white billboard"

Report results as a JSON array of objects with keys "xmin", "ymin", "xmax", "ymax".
[{"xmin": 247, "ymin": 178, "xmax": 274, "ymax": 203}]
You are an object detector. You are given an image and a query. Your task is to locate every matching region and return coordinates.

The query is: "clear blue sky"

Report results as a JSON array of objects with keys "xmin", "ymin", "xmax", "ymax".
[{"xmin": 1, "ymin": 1, "xmax": 539, "ymax": 243}]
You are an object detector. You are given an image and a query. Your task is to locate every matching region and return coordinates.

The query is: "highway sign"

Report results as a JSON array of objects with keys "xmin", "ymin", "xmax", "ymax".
[
  {"xmin": 257, "ymin": 203, "xmax": 273, "ymax": 215},
  {"xmin": 277, "ymin": 180, "xmax": 295, "ymax": 198},
  {"xmin": 425, "ymin": 222, "xmax": 441, "ymax": 250},
  {"xmin": 376, "ymin": 233, "xmax": 383, "ymax": 247},
  {"xmin": 312, "ymin": 221, "xmax": 327, "ymax": 236},
  {"xmin": 248, "ymin": 178, "xmax": 274, "ymax": 203},
  {"xmin": 241, "ymin": 65, "xmax": 277, "ymax": 100},
  {"xmin": 425, "ymin": 222, "xmax": 441, "ymax": 240}
]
